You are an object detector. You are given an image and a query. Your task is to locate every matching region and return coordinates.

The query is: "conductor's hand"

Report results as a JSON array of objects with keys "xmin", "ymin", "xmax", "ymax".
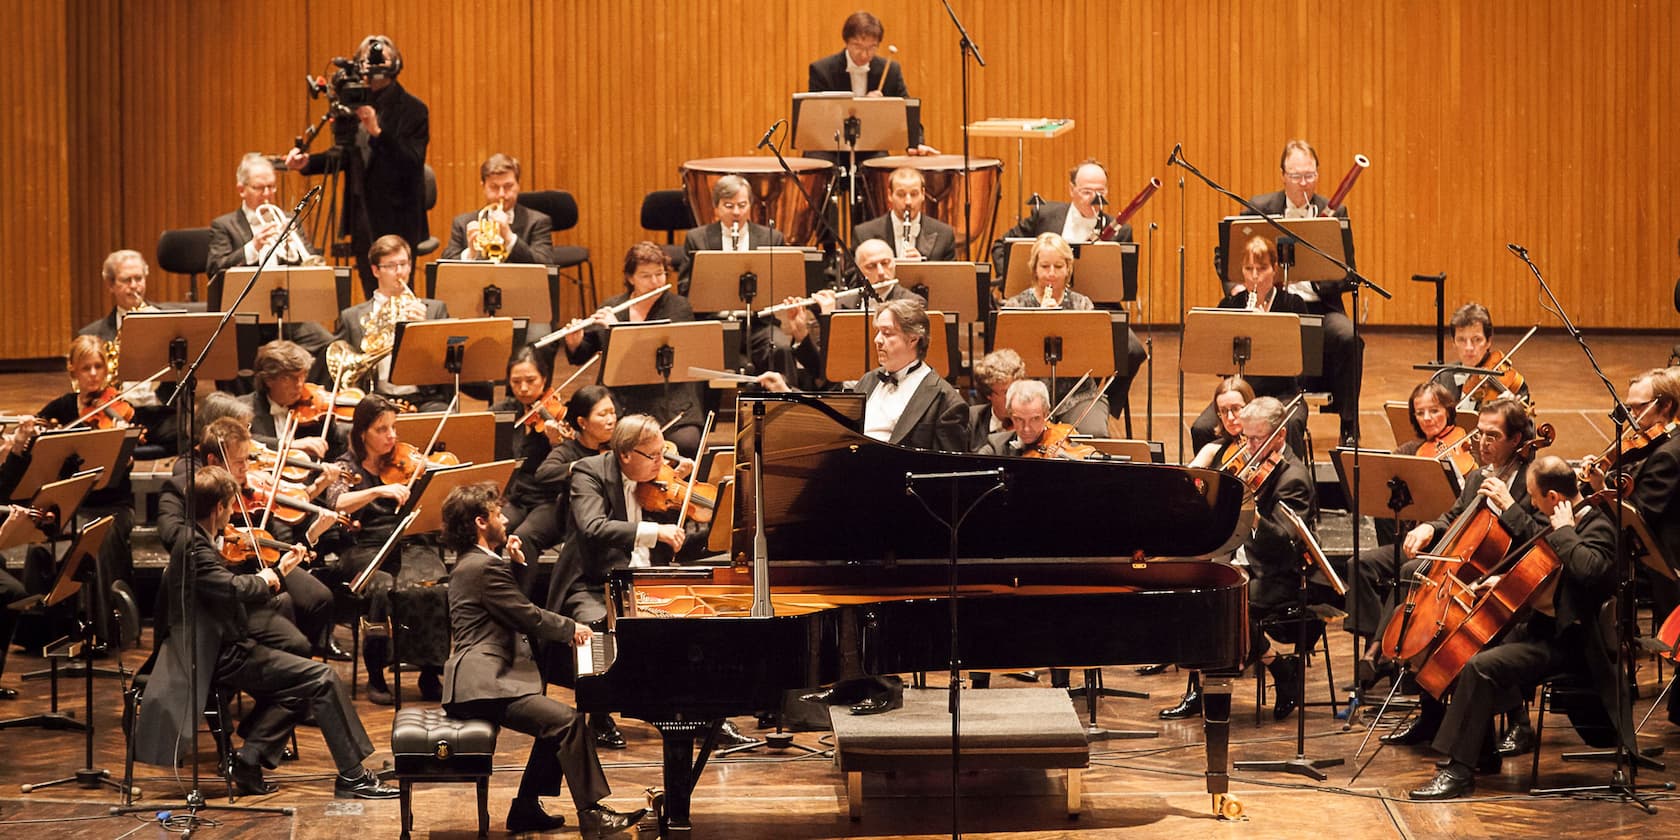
[
  {"xmin": 655, "ymin": 524, "xmax": 685, "ymax": 551},
  {"xmin": 1478, "ymin": 476, "xmax": 1515, "ymax": 513},
  {"xmin": 506, "ymin": 535, "xmax": 526, "ymax": 566},
  {"xmin": 1548, "ymin": 499, "xmax": 1576, "ymax": 531},
  {"xmin": 812, "ymin": 289, "xmax": 840, "ymax": 315},
  {"xmin": 572, "ymin": 624, "xmax": 593, "ymax": 647},
  {"xmin": 355, "ymin": 105, "xmax": 381, "ymax": 137},
  {"xmin": 284, "ymin": 147, "xmax": 309, "ymax": 172},
  {"xmin": 1402, "ymin": 523, "xmax": 1436, "ymax": 559}
]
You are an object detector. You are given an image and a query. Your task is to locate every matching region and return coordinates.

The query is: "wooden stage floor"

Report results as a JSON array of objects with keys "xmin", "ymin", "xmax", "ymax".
[{"xmin": 2, "ymin": 328, "xmax": 1680, "ymax": 838}]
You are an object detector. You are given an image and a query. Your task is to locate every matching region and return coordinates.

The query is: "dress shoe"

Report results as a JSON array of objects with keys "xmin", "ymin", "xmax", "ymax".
[
  {"xmin": 577, "ymin": 804, "xmax": 648, "ymax": 839},
  {"xmin": 317, "ymin": 640, "xmax": 353, "ymax": 662},
  {"xmin": 228, "ymin": 755, "xmax": 278, "ymax": 796},
  {"xmin": 366, "ymin": 684, "xmax": 393, "ymax": 706},
  {"xmin": 1408, "ymin": 767, "xmax": 1475, "ymax": 800},
  {"xmin": 594, "ymin": 721, "xmax": 627, "ymax": 750},
  {"xmin": 1267, "ymin": 656, "xmax": 1302, "ymax": 721},
  {"xmin": 1135, "ymin": 663, "xmax": 1169, "ymax": 677},
  {"xmin": 1159, "ymin": 688, "xmax": 1203, "ymax": 720},
  {"xmin": 1496, "ymin": 723, "xmax": 1536, "ymax": 758},
  {"xmin": 281, "ymin": 745, "xmax": 298, "ymax": 762},
  {"xmin": 418, "ymin": 672, "xmax": 443, "ymax": 702},
  {"xmin": 717, "ymin": 719, "xmax": 760, "ymax": 748},
  {"xmin": 1381, "ymin": 714, "xmax": 1438, "ymax": 746},
  {"xmin": 849, "ymin": 694, "xmax": 903, "ymax": 716},
  {"xmin": 0, "ymin": 687, "xmax": 17, "ymax": 700},
  {"xmin": 506, "ymin": 797, "xmax": 567, "ymax": 833},
  {"xmin": 334, "ymin": 767, "xmax": 400, "ymax": 799}
]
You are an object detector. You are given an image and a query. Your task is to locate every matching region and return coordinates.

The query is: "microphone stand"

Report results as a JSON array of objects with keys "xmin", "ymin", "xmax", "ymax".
[
  {"xmin": 940, "ymin": 0, "xmax": 985, "ymax": 261},
  {"xmin": 905, "ymin": 467, "xmax": 1008, "ymax": 840},
  {"xmin": 1513, "ymin": 245, "xmax": 1663, "ymax": 812},
  {"xmin": 1168, "ymin": 145, "xmax": 1390, "ymax": 699},
  {"xmin": 109, "ymin": 189, "xmax": 320, "ymax": 831}
]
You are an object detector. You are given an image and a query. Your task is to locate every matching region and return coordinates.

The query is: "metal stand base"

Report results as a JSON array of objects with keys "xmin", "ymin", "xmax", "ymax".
[
  {"xmin": 111, "ymin": 789, "xmax": 294, "ymax": 838},
  {"xmin": 0, "ymin": 711, "xmax": 89, "ymax": 732},
  {"xmin": 1530, "ymin": 771, "xmax": 1672, "ymax": 815},
  {"xmin": 1234, "ymin": 755, "xmax": 1345, "ymax": 782},
  {"xmin": 22, "ymin": 766, "xmax": 131, "ymax": 796}
]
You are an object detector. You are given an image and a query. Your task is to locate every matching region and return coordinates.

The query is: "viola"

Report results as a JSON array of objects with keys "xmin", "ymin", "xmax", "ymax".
[
  {"xmin": 520, "ymin": 391, "xmax": 572, "ymax": 437},
  {"xmin": 379, "ymin": 441, "xmax": 460, "ymax": 485},
  {"xmin": 242, "ymin": 483, "xmax": 351, "ymax": 541},
  {"xmin": 1021, "ymin": 422, "xmax": 1098, "ymax": 460},
  {"xmin": 291, "ymin": 383, "xmax": 412, "ymax": 424},
  {"xmin": 249, "ymin": 440, "xmax": 328, "ymax": 483},
  {"xmin": 1581, "ymin": 419, "xmax": 1675, "ymax": 488},
  {"xmin": 1417, "ymin": 425, "xmax": 1477, "ymax": 480},
  {"xmin": 634, "ymin": 462, "xmax": 719, "ymax": 523},
  {"xmin": 1236, "ymin": 446, "xmax": 1285, "ymax": 492},
  {"xmin": 220, "ymin": 524, "xmax": 309, "ymax": 568}
]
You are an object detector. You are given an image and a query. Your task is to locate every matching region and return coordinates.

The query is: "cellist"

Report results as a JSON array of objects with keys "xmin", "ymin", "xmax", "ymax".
[{"xmin": 1407, "ymin": 455, "xmax": 1622, "ymax": 800}]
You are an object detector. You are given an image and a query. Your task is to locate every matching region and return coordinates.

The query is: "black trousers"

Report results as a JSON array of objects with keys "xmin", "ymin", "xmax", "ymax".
[
  {"xmin": 445, "ymin": 694, "xmax": 610, "ymax": 811},
  {"xmin": 509, "ymin": 501, "xmax": 565, "ymax": 603},
  {"xmin": 0, "ymin": 567, "xmax": 24, "ymax": 680},
  {"xmin": 1431, "ymin": 626, "xmax": 1586, "ymax": 767},
  {"xmin": 1306, "ymin": 303, "xmax": 1362, "ymax": 435},
  {"xmin": 216, "ymin": 640, "xmax": 374, "ymax": 773}
]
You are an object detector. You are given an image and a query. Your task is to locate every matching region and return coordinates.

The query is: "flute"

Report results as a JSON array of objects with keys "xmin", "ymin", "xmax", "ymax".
[
  {"xmin": 533, "ymin": 284, "xmax": 674, "ymax": 348},
  {"xmin": 723, "ymin": 280, "xmax": 898, "ymax": 319}
]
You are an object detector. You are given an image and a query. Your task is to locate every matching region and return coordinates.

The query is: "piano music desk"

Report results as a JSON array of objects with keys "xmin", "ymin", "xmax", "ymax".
[{"xmin": 829, "ymin": 687, "xmax": 1088, "ymax": 820}]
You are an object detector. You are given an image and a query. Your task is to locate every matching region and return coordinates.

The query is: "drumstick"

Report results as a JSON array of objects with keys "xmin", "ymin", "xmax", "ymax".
[{"xmin": 873, "ymin": 45, "xmax": 899, "ymax": 94}]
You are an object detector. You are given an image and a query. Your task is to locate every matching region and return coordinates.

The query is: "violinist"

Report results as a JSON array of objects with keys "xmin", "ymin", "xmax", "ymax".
[
  {"xmin": 155, "ymin": 418, "xmax": 337, "ymax": 662},
  {"xmin": 1406, "ymin": 455, "xmax": 1622, "ymax": 800},
  {"xmin": 1190, "ymin": 236, "xmax": 1308, "ymax": 454},
  {"xmin": 967, "ymin": 348, "xmax": 1026, "ymax": 452},
  {"xmin": 976, "ymin": 379, "xmax": 1060, "ymax": 456},
  {"xmin": 1438, "ymin": 302, "xmax": 1531, "ymax": 410},
  {"xmin": 559, "ymin": 242, "xmax": 703, "ymax": 457},
  {"xmin": 491, "ymin": 349, "xmax": 576, "ymax": 594},
  {"xmin": 519, "ymin": 385, "xmax": 620, "ymax": 587},
  {"xmin": 240, "ymin": 340, "xmax": 345, "ymax": 459},
  {"xmin": 325, "ymin": 394, "xmax": 447, "ymax": 704},
  {"xmin": 75, "ymin": 250, "xmax": 175, "ymax": 445}
]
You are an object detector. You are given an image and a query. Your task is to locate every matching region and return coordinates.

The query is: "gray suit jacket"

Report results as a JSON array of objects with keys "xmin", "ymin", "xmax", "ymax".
[
  {"xmin": 853, "ymin": 213, "xmax": 957, "ymax": 263},
  {"xmin": 443, "ymin": 547, "xmax": 578, "ymax": 704}
]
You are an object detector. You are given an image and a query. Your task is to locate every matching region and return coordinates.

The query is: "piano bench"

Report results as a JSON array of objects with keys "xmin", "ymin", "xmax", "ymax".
[
  {"xmin": 391, "ymin": 707, "xmax": 500, "ymax": 839},
  {"xmin": 830, "ymin": 687, "xmax": 1088, "ymax": 821}
]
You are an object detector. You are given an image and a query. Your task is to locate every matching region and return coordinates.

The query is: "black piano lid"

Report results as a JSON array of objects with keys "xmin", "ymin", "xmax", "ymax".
[{"xmin": 732, "ymin": 394, "xmax": 1251, "ymax": 564}]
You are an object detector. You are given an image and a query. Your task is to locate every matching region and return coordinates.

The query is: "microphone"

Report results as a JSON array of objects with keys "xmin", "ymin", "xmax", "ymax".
[
  {"xmin": 755, "ymin": 120, "xmax": 782, "ymax": 151},
  {"xmin": 1507, "ymin": 243, "xmax": 1529, "ymax": 258},
  {"xmin": 1166, "ymin": 143, "xmax": 1183, "ymax": 167},
  {"xmin": 293, "ymin": 184, "xmax": 324, "ymax": 215}
]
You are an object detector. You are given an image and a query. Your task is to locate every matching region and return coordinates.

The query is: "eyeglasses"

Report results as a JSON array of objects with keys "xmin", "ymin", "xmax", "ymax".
[
  {"xmin": 376, "ymin": 260, "xmax": 411, "ymax": 271},
  {"xmin": 1283, "ymin": 171, "xmax": 1319, "ymax": 184},
  {"xmin": 1218, "ymin": 406, "xmax": 1244, "ymax": 417},
  {"xmin": 630, "ymin": 447, "xmax": 663, "ymax": 463}
]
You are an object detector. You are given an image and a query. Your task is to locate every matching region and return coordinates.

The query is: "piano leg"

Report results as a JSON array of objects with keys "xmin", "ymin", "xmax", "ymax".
[
  {"xmin": 1200, "ymin": 671, "xmax": 1243, "ymax": 819},
  {"xmin": 651, "ymin": 720, "xmax": 723, "ymax": 837}
]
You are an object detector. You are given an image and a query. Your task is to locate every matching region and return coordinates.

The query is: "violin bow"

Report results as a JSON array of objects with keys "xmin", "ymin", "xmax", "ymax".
[
  {"xmin": 67, "ymin": 366, "xmax": 171, "ymax": 430},
  {"xmin": 1458, "ymin": 324, "xmax": 1539, "ymax": 409},
  {"xmin": 1046, "ymin": 370, "xmax": 1094, "ymax": 422},
  {"xmin": 320, "ymin": 376, "xmax": 345, "ymax": 438},
  {"xmin": 406, "ymin": 393, "xmax": 459, "ymax": 493},
  {"xmin": 259, "ymin": 415, "xmax": 303, "ymax": 532},
  {"xmin": 675, "ymin": 411, "xmax": 715, "ymax": 531},
  {"xmin": 513, "ymin": 352, "xmax": 601, "ymax": 429},
  {"xmin": 1070, "ymin": 372, "xmax": 1119, "ymax": 430},
  {"xmin": 218, "ymin": 435, "xmax": 267, "ymax": 566}
]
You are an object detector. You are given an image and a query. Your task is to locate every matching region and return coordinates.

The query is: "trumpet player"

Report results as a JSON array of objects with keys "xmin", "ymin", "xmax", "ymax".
[
  {"xmin": 331, "ymin": 235, "xmax": 450, "ymax": 409},
  {"xmin": 208, "ymin": 153, "xmax": 321, "ymax": 278},
  {"xmin": 850, "ymin": 167, "xmax": 955, "ymax": 262},
  {"xmin": 442, "ymin": 153, "xmax": 556, "ymax": 264}
]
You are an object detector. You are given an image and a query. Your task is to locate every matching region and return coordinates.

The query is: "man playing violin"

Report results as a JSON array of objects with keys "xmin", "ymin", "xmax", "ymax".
[
  {"xmin": 241, "ymin": 340, "xmax": 346, "ymax": 459},
  {"xmin": 1438, "ymin": 302, "xmax": 1531, "ymax": 410},
  {"xmin": 75, "ymin": 250, "xmax": 178, "ymax": 445},
  {"xmin": 132, "ymin": 465, "xmax": 399, "ymax": 801},
  {"xmin": 1408, "ymin": 455, "xmax": 1623, "ymax": 800},
  {"xmin": 976, "ymin": 379, "xmax": 1054, "ymax": 456}
]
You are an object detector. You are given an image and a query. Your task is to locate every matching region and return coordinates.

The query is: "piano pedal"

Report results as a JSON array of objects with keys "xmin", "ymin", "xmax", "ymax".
[
  {"xmin": 642, "ymin": 787, "xmax": 665, "ymax": 832},
  {"xmin": 1213, "ymin": 792, "xmax": 1245, "ymax": 820}
]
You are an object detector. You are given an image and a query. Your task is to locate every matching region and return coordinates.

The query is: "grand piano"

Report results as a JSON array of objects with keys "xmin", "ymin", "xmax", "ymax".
[{"xmin": 575, "ymin": 394, "xmax": 1253, "ymax": 835}]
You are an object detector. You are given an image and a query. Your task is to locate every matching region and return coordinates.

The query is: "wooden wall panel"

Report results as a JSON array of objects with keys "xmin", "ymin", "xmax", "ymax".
[
  {"xmin": 9, "ymin": 0, "xmax": 1679, "ymax": 362},
  {"xmin": 0, "ymin": 1, "xmax": 71, "ymax": 358}
]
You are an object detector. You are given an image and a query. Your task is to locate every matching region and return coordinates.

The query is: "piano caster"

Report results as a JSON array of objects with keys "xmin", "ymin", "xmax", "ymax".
[{"xmin": 1213, "ymin": 792, "xmax": 1244, "ymax": 820}]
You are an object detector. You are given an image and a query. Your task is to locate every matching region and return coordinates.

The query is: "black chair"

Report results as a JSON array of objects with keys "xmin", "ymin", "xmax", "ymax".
[
  {"xmin": 414, "ymin": 164, "xmax": 441, "ymax": 257},
  {"xmin": 641, "ymin": 189, "xmax": 696, "ymax": 270},
  {"xmin": 156, "ymin": 227, "xmax": 213, "ymax": 302},
  {"xmin": 518, "ymin": 189, "xmax": 595, "ymax": 313},
  {"xmin": 1528, "ymin": 598, "xmax": 1664, "ymax": 788}
]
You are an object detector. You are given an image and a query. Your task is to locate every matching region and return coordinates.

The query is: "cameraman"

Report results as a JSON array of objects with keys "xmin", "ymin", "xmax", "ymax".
[{"xmin": 285, "ymin": 35, "xmax": 429, "ymax": 297}]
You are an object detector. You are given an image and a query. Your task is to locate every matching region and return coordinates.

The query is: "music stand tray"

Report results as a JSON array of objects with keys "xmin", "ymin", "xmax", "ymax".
[
  {"xmin": 120, "ymin": 311, "xmax": 248, "ymax": 382},
  {"xmin": 1219, "ymin": 216, "xmax": 1351, "ymax": 287},
  {"xmin": 1085, "ymin": 439, "xmax": 1164, "ymax": 464},
  {"xmin": 688, "ymin": 250, "xmax": 810, "ymax": 315},
  {"xmin": 0, "ymin": 469, "xmax": 101, "ymax": 550},
  {"xmin": 1179, "ymin": 308, "xmax": 1303, "ymax": 379},
  {"xmin": 219, "ymin": 266, "xmax": 342, "ymax": 327},
  {"xmin": 791, "ymin": 93, "xmax": 911, "ymax": 153},
  {"xmin": 823, "ymin": 311, "xmax": 956, "ymax": 383},
  {"xmin": 392, "ymin": 411, "xmax": 500, "ymax": 467},
  {"xmin": 401, "ymin": 460, "xmax": 519, "ymax": 536},
  {"xmin": 1330, "ymin": 449, "xmax": 1458, "ymax": 525},
  {"xmin": 389, "ymin": 317, "xmax": 515, "ymax": 387},
  {"xmin": 892, "ymin": 261, "xmax": 989, "ymax": 324},
  {"xmin": 14, "ymin": 429, "xmax": 134, "ymax": 497}
]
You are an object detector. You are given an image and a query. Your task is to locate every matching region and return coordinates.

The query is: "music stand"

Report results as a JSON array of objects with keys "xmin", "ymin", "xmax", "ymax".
[
  {"xmin": 1615, "ymin": 502, "xmax": 1675, "ymax": 583},
  {"xmin": 792, "ymin": 93, "xmax": 911, "ymax": 243},
  {"xmin": 600, "ymin": 321, "xmax": 724, "ymax": 407},
  {"xmin": 1084, "ymin": 439, "xmax": 1164, "ymax": 464},
  {"xmin": 350, "ymin": 510, "xmax": 421, "ymax": 596},
  {"xmin": 1218, "ymin": 216, "xmax": 1352, "ymax": 289},
  {"xmin": 399, "ymin": 460, "xmax": 519, "ymax": 537},
  {"xmin": 822, "ymin": 311, "xmax": 956, "ymax": 382},
  {"xmin": 999, "ymin": 240, "xmax": 1138, "ymax": 305},
  {"xmin": 390, "ymin": 317, "xmax": 514, "ymax": 389},
  {"xmin": 1179, "ymin": 308, "xmax": 1304, "ymax": 383},
  {"xmin": 120, "ymin": 311, "xmax": 246, "ymax": 383},
  {"xmin": 689, "ymin": 250, "xmax": 807, "ymax": 374},
  {"xmin": 429, "ymin": 262, "xmax": 556, "ymax": 328},
  {"xmin": 0, "ymin": 470, "xmax": 100, "ymax": 551},
  {"xmin": 393, "ymin": 411, "xmax": 500, "ymax": 467},
  {"xmin": 991, "ymin": 309, "xmax": 1115, "ymax": 398},
  {"xmin": 895, "ymin": 262, "xmax": 988, "ymax": 371},
  {"xmin": 218, "ymin": 266, "xmax": 341, "ymax": 329}
]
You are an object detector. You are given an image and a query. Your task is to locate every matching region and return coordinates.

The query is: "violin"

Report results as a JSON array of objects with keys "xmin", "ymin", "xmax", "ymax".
[
  {"xmin": 1457, "ymin": 325, "xmax": 1538, "ymax": 412},
  {"xmin": 291, "ymin": 383, "xmax": 412, "ymax": 424},
  {"xmin": 378, "ymin": 441, "xmax": 460, "ymax": 485},
  {"xmin": 1580, "ymin": 418, "xmax": 1675, "ymax": 488},
  {"xmin": 249, "ymin": 440, "xmax": 329, "ymax": 483},
  {"xmin": 220, "ymin": 524, "xmax": 310, "ymax": 568},
  {"xmin": 243, "ymin": 482, "xmax": 351, "ymax": 529},
  {"xmin": 634, "ymin": 462, "xmax": 719, "ymax": 523},
  {"xmin": 1417, "ymin": 426, "xmax": 1477, "ymax": 480},
  {"xmin": 1021, "ymin": 422, "xmax": 1098, "ymax": 460},
  {"xmin": 520, "ymin": 391, "xmax": 571, "ymax": 437},
  {"xmin": 1235, "ymin": 446, "xmax": 1285, "ymax": 492},
  {"xmin": 78, "ymin": 387, "xmax": 136, "ymax": 430}
]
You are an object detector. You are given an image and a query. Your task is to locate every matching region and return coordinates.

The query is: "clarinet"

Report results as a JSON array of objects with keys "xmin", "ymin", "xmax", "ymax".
[{"xmin": 729, "ymin": 221, "xmax": 741, "ymax": 250}]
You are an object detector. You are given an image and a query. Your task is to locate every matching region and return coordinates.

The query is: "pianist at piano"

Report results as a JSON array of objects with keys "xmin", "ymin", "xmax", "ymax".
[{"xmin": 438, "ymin": 481, "xmax": 647, "ymax": 838}]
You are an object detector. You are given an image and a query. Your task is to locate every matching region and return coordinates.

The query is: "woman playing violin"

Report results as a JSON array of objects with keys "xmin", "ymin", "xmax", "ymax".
[
  {"xmin": 1188, "ymin": 376, "xmax": 1255, "ymax": 469},
  {"xmin": 242, "ymin": 339, "xmax": 342, "ymax": 460},
  {"xmin": 559, "ymin": 242, "xmax": 702, "ymax": 457},
  {"xmin": 324, "ymin": 394, "xmax": 446, "ymax": 705}
]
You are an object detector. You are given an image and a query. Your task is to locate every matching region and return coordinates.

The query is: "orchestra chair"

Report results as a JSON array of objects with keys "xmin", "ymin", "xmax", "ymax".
[
  {"xmin": 121, "ymin": 646, "xmax": 240, "ymax": 804},
  {"xmin": 389, "ymin": 581, "xmax": 451, "ymax": 710},
  {"xmin": 414, "ymin": 164, "xmax": 441, "ymax": 257},
  {"xmin": 518, "ymin": 189, "xmax": 596, "ymax": 314},
  {"xmin": 391, "ymin": 706, "xmax": 499, "ymax": 839},
  {"xmin": 156, "ymin": 227, "xmax": 213, "ymax": 302},
  {"xmin": 640, "ymin": 188, "xmax": 696, "ymax": 271},
  {"xmin": 1528, "ymin": 598, "xmax": 1663, "ymax": 788},
  {"xmin": 1254, "ymin": 604, "xmax": 1342, "ymax": 725}
]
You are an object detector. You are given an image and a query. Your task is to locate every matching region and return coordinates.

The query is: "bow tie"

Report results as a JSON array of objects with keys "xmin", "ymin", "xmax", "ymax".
[{"xmin": 879, "ymin": 362, "xmax": 920, "ymax": 388}]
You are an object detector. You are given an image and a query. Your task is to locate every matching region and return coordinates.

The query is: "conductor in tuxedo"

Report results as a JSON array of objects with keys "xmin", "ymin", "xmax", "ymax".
[
  {"xmin": 677, "ymin": 174, "xmax": 787, "ymax": 295},
  {"xmin": 852, "ymin": 167, "xmax": 956, "ymax": 262},
  {"xmin": 442, "ymin": 152, "xmax": 557, "ymax": 265},
  {"xmin": 1239, "ymin": 139, "xmax": 1363, "ymax": 443},
  {"xmin": 440, "ymin": 482, "xmax": 646, "ymax": 837},
  {"xmin": 131, "ymin": 466, "xmax": 397, "ymax": 799},
  {"xmin": 332, "ymin": 235, "xmax": 451, "ymax": 410},
  {"xmin": 286, "ymin": 35, "xmax": 428, "ymax": 296}
]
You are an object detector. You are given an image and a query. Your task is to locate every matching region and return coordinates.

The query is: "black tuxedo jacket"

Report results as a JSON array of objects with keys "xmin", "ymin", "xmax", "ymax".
[
  {"xmin": 990, "ymin": 201, "xmax": 1132, "ymax": 271},
  {"xmin": 1242, "ymin": 190, "xmax": 1356, "ymax": 312},
  {"xmin": 854, "ymin": 365, "xmax": 968, "ymax": 453},
  {"xmin": 547, "ymin": 452, "xmax": 695, "ymax": 611},
  {"xmin": 1632, "ymin": 434, "xmax": 1680, "ymax": 571},
  {"xmin": 441, "ymin": 204, "xmax": 557, "ymax": 265},
  {"xmin": 1424, "ymin": 460, "xmax": 1545, "ymax": 540},
  {"xmin": 807, "ymin": 51, "xmax": 923, "ymax": 147},
  {"xmin": 206, "ymin": 208, "xmax": 321, "ymax": 278},
  {"xmin": 443, "ymin": 547, "xmax": 577, "ymax": 705},
  {"xmin": 678, "ymin": 221, "xmax": 787, "ymax": 296},
  {"xmin": 235, "ymin": 390, "xmax": 346, "ymax": 456},
  {"xmin": 300, "ymin": 81, "xmax": 429, "ymax": 247},
  {"xmin": 853, "ymin": 212, "xmax": 957, "ymax": 262}
]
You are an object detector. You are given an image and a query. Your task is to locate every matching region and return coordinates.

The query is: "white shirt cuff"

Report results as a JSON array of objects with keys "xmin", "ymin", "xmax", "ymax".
[{"xmin": 634, "ymin": 521, "xmax": 659, "ymax": 549}]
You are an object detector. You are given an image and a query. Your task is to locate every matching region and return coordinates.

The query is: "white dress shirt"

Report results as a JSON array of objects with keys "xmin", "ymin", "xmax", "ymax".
[
  {"xmin": 618, "ymin": 474, "xmax": 660, "ymax": 567},
  {"xmin": 862, "ymin": 360, "xmax": 931, "ymax": 442},
  {"xmin": 1281, "ymin": 197, "xmax": 1321, "ymax": 302},
  {"xmin": 846, "ymin": 55, "xmax": 871, "ymax": 97},
  {"xmin": 1060, "ymin": 209, "xmax": 1100, "ymax": 244}
]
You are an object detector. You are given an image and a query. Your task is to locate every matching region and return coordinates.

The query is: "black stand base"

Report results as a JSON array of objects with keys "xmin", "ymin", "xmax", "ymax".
[
  {"xmin": 23, "ymin": 664, "xmax": 127, "ymax": 681},
  {"xmin": 0, "ymin": 711, "xmax": 90, "ymax": 732},
  {"xmin": 1233, "ymin": 755, "xmax": 1345, "ymax": 782},
  {"xmin": 22, "ymin": 766, "xmax": 131, "ymax": 795},
  {"xmin": 111, "ymin": 788, "xmax": 294, "ymax": 838},
  {"xmin": 759, "ymin": 730, "xmax": 827, "ymax": 756},
  {"xmin": 1530, "ymin": 771, "xmax": 1673, "ymax": 815},
  {"xmin": 1069, "ymin": 669, "xmax": 1157, "ymax": 742}
]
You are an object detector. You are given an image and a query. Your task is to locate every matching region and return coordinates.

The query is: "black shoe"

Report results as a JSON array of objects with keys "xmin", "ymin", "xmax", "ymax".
[
  {"xmin": 318, "ymin": 640, "xmax": 353, "ymax": 662},
  {"xmin": 1268, "ymin": 656, "xmax": 1302, "ymax": 721},
  {"xmin": 1159, "ymin": 688, "xmax": 1203, "ymax": 720},
  {"xmin": 594, "ymin": 721, "xmax": 627, "ymax": 750},
  {"xmin": 717, "ymin": 719, "xmax": 760, "ymax": 748},
  {"xmin": 334, "ymin": 767, "xmax": 400, "ymax": 800},
  {"xmin": 1135, "ymin": 664, "xmax": 1169, "ymax": 676},
  {"xmin": 800, "ymin": 688, "xmax": 839, "ymax": 705},
  {"xmin": 418, "ymin": 672, "xmax": 442, "ymax": 702},
  {"xmin": 281, "ymin": 745, "xmax": 298, "ymax": 762},
  {"xmin": 577, "ymin": 805, "xmax": 648, "ymax": 839},
  {"xmin": 849, "ymin": 694, "xmax": 902, "ymax": 716},
  {"xmin": 1496, "ymin": 723, "xmax": 1536, "ymax": 758},
  {"xmin": 1382, "ymin": 714, "xmax": 1437, "ymax": 745},
  {"xmin": 228, "ymin": 755, "xmax": 278, "ymax": 796},
  {"xmin": 0, "ymin": 687, "xmax": 17, "ymax": 701},
  {"xmin": 506, "ymin": 797, "xmax": 567, "ymax": 833},
  {"xmin": 1408, "ymin": 767, "xmax": 1475, "ymax": 800},
  {"xmin": 366, "ymin": 685, "xmax": 393, "ymax": 706}
]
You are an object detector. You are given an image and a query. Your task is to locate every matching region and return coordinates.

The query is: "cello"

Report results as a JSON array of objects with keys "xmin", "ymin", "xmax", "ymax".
[{"xmin": 1411, "ymin": 534, "xmax": 1563, "ymax": 698}]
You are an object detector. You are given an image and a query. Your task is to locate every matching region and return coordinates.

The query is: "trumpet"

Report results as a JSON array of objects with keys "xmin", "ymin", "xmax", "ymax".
[
  {"xmin": 1324, "ymin": 154, "xmax": 1370, "ymax": 213},
  {"xmin": 254, "ymin": 203, "xmax": 322, "ymax": 265},
  {"xmin": 470, "ymin": 203, "xmax": 509, "ymax": 262}
]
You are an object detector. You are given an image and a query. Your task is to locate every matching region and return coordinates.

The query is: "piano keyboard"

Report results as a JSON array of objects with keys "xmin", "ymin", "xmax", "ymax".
[{"xmin": 575, "ymin": 631, "xmax": 617, "ymax": 678}]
